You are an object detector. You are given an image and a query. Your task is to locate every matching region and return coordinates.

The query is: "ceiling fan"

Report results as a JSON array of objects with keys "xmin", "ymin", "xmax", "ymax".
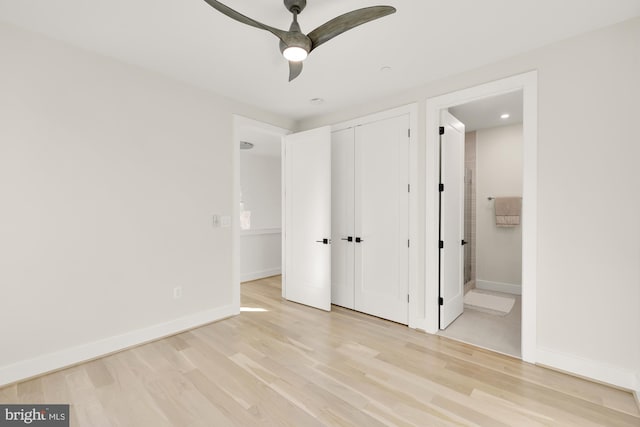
[{"xmin": 202, "ymin": 0, "xmax": 396, "ymax": 81}]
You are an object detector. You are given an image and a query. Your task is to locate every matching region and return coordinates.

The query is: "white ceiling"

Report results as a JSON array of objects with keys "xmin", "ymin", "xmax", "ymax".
[
  {"xmin": 449, "ymin": 90, "xmax": 523, "ymax": 132},
  {"xmin": 1, "ymin": 1, "xmax": 639, "ymax": 120}
]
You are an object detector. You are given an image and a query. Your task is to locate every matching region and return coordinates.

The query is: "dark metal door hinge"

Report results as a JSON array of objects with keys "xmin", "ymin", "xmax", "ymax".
[
  {"xmin": 439, "ymin": 297, "xmax": 444, "ymax": 306},
  {"xmin": 439, "ymin": 240, "xmax": 444, "ymax": 249},
  {"xmin": 439, "ymin": 126, "xmax": 445, "ymax": 135},
  {"xmin": 439, "ymin": 183, "xmax": 444, "ymax": 192}
]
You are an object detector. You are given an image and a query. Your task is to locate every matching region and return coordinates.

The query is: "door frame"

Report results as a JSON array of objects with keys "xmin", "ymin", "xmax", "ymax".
[
  {"xmin": 424, "ymin": 72, "xmax": 538, "ymax": 363},
  {"xmin": 232, "ymin": 115, "xmax": 290, "ymax": 313},
  {"xmin": 331, "ymin": 103, "xmax": 419, "ymax": 328}
]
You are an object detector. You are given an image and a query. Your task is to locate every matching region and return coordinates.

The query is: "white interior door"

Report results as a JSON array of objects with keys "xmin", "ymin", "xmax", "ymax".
[
  {"xmin": 439, "ymin": 111, "xmax": 465, "ymax": 329},
  {"xmin": 331, "ymin": 128, "xmax": 355, "ymax": 309},
  {"xmin": 354, "ymin": 115, "xmax": 410, "ymax": 324},
  {"xmin": 283, "ymin": 127, "xmax": 332, "ymax": 311}
]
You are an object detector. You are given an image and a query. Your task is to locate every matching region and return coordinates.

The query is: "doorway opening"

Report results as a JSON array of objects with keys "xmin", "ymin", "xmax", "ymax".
[
  {"xmin": 232, "ymin": 116, "xmax": 290, "ymax": 311},
  {"xmin": 438, "ymin": 91, "xmax": 524, "ymax": 358},
  {"xmin": 425, "ymin": 72, "xmax": 538, "ymax": 363}
]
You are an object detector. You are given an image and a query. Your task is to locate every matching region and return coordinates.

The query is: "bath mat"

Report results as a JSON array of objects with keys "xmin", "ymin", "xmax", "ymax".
[{"xmin": 464, "ymin": 290, "xmax": 515, "ymax": 315}]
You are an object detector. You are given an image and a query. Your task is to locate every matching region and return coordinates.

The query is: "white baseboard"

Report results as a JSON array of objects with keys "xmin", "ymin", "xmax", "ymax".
[
  {"xmin": 476, "ymin": 279, "xmax": 522, "ymax": 295},
  {"xmin": 537, "ymin": 347, "xmax": 638, "ymax": 392},
  {"xmin": 241, "ymin": 267, "xmax": 281, "ymax": 283},
  {"xmin": 0, "ymin": 304, "xmax": 236, "ymax": 387}
]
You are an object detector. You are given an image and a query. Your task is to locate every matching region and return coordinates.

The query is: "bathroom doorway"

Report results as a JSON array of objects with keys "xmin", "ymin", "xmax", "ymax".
[
  {"xmin": 438, "ymin": 91, "xmax": 524, "ymax": 358},
  {"xmin": 425, "ymin": 72, "xmax": 538, "ymax": 363}
]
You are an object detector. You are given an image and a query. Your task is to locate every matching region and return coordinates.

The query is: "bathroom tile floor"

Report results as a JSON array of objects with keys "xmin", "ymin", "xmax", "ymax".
[{"xmin": 438, "ymin": 290, "xmax": 522, "ymax": 358}]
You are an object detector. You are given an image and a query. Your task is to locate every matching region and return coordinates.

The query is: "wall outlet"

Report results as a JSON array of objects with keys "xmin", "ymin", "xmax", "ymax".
[{"xmin": 173, "ymin": 286, "xmax": 182, "ymax": 299}]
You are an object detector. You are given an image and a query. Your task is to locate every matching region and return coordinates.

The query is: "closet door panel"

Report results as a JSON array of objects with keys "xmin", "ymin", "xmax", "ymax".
[
  {"xmin": 331, "ymin": 128, "xmax": 355, "ymax": 309},
  {"xmin": 354, "ymin": 115, "xmax": 409, "ymax": 324}
]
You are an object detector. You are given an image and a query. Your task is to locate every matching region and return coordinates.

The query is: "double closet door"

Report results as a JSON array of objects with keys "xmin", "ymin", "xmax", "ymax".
[{"xmin": 331, "ymin": 114, "xmax": 410, "ymax": 325}]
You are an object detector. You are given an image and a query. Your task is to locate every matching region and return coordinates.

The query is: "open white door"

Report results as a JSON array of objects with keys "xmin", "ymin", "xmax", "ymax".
[
  {"xmin": 439, "ymin": 111, "xmax": 465, "ymax": 329},
  {"xmin": 282, "ymin": 127, "xmax": 332, "ymax": 311}
]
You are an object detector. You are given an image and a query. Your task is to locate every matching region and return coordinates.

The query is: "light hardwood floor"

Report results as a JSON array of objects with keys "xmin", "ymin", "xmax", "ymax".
[{"xmin": 1, "ymin": 276, "xmax": 638, "ymax": 426}]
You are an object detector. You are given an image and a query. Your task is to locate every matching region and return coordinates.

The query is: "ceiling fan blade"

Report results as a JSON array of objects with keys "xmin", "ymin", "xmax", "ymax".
[
  {"xmin": 202, "ymin": 0, "xmax": 289, "ymax": 43},
  {"xmin": 307, "ymin": 6, "xmax": 396, "ymax": 51},
  {"xmin": 288, "ymin": 61, "xmax": 303, "ymax": 81}
]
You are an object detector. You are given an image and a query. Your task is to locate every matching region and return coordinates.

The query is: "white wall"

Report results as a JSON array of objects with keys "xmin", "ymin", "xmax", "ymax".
[
  {"xmin": 240, "ymin": 151, "xmax": 281, "ymax": 230},
  {"xmin": 476, "ymin": 124, "xmax": 523, "ymax": 292},
  {"xmin": 297, "ymin": 18, "xmax": 640, "ymax": 391},
  {"xmin": 239, "ymin": 151, "xmax": 282, "ymax": 281},
  {"xmin": 0, "ymin": 22, "xmax": 293, "ymax": 385}
]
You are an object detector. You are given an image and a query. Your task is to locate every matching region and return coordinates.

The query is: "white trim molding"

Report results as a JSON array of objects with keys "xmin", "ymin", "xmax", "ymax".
[
  {"xmin": 537, "ymin": 347, "xmax": 639, "ymax": 393},
  {"xmin": 425, "ymin": 71, "xmax": 538, "ymax": 363},
  {"xmin": 0, "ymin": 305, "xmax": 236, "ymax": 387},
  {"xmin": 241, "ymin": 268, "xmax": 282, "ymax": 283},
  {"xmin": 240, "ymin": 227, "xmax": 282, "ymax": 236},
  {"xmin": 476, "ymin": 280, "xmax": 522, "ymax": 295}
]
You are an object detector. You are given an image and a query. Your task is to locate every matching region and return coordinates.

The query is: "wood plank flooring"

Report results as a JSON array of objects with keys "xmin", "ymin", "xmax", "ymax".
[{"xmin": 1, "ymin": 275, "xmax": 638, "ymax": 426}]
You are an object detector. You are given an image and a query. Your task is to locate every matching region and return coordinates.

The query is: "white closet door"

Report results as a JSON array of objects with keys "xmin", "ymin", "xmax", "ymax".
[
  {"xmin": 331, "ymin": 128, "xmax": 355, "ymax": 309},
  {"xmin": 283, "ymin": 126, "xmax": 332, "ymax": 311},
  {"xmin": 439, "ymin": 111, "xmax": 465, "ymax": 328},
  {"xmin": 354, "ymin": 114, "xmax": 410, "ymax": 324}
]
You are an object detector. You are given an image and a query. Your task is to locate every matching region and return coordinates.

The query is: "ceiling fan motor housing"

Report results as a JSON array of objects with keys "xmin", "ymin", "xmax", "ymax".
[{"xmin": 279, "ymin": 20, "xmax": 312, "ymax": 53}]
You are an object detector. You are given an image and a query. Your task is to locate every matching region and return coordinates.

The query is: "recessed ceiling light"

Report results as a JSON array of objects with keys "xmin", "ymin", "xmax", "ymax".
[
  {"xmin": 500, "ymin": 113, "xmax": 510, "ymax": 119},
  {"xmin": 380, "ymin": 66, "xmax": 392, "ymax": 73},
  {"xmin": 309, "ymin": 98, "xmax": 325, "ymax": 105}
]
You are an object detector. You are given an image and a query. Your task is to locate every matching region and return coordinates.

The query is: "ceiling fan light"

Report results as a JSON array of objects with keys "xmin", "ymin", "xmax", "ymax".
[{"xmin": 283, "ymin": 46, "xmax": 308, "ymax": 62}]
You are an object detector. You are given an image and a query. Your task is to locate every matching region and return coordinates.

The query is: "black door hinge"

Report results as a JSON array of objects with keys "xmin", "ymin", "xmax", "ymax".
[
  {"xmin": 439, "ymin": 297, "xmax": 444, "ymax": 306},
  {"xmin": 407, "ymin": 239, "xmax": 410, "ymax": 248},
  {"xmin": 407, "ymin": 294, "xmax": 410, "ymax": 303},
  {"xmin": 408, "ymin": 184, "xmax": 410, "ymax": 192},
  {"xmin": 408, "ymin": 129, "xmax": 411, "ymax": 137},
  {"xmin": 439, "ymin": 240, "xmax": 444, "ymax": 249},
  {"xmin": 439, "ymin": 126, "xmax": 445, "ymax": 135},
  {"xmin": 439, "ymin": 183, "xmax": 444, "ymax": 192}
]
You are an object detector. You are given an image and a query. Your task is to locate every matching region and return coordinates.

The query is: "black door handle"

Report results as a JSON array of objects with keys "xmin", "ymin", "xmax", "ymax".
[
  {"xmin": 315, "ymin": 238, "xmax": 331, "ymax": 244},
  {"xmin": 461, "ymin": 240, "xmax": 468, "ymax": 245},
  {"xmin": 355, "ymin": 237, "xmax": 364, "ymax": 243},
  {"xmin": 341, "ymin": 236, "xmax": 353, "ymax": 242}
]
